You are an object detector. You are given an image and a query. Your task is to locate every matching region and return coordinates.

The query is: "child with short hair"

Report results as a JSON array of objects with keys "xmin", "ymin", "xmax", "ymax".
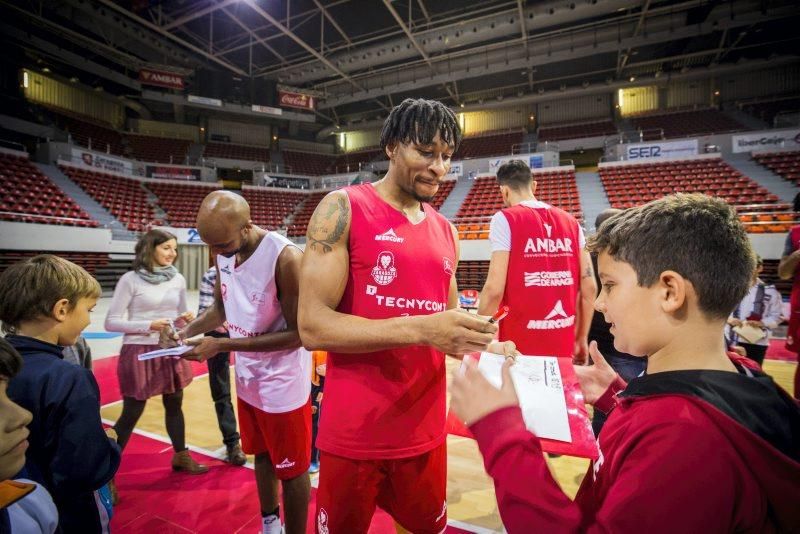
[
  {"xmin": 452, "ymin": 194, "xmax": 800, "ymax": 532},
  {"xmin": 0, "ymin": 255, "xmax": 120, "ymax": 534},
  {"xmin": 0, "ymin": 337, "xmax": 58, "ymax": 534}
]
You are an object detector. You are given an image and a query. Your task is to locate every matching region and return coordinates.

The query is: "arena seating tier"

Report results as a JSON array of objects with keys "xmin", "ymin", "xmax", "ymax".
[
  {"xmin": 0, "ymin": 250, "xmax": 108, "ymax": 275},
  {"xmin": 282, "ymin": 150, "xmax": 338, "ymax": 176},
  {"xmin": 332, "ymin": 148, "xmax": 383, "ymax": 173},
  {"xmin": 145, "ymin": 182, "xmax": 221, "ymax": 227},
  {"xmin": 126, "ymin": 134, "xmax": 192, "ymax": 164},
  {"xmin": 455, "ymin": 130, "xmax": 525, "ymax": 159},
  {"xmin": 456, "ymin": 260, "xmax": 489, "ymax": 290},
  {"xmin": 60, "ymin": 165, "xmax": 157, "ymax": 232},
  {"xmin": 454, "ymin": 170, "xmax": 582, "ymax": 239},
  {"xmin": 241, "ymin": 188, "xmax": 306, "ymax": 231},
  {"xmin": 600, "ymin": 158, "xmax": 796, "ymax": 232},
  {"xmin": 629, "ymin": 109, "xmax": 746, "ymax": 140},
  {"xmin": 46, "ymin": 106, "xmax": 125, "ymax": 156},
  {"xmin": 741, "ymin": 98, "xmax": 800, "ymax": 126},
  {"xmin": 286, "ymin": 191, "xmax": 329, "ymax": 237},
  {"xmin": 0, "ymin": 153, "xmax": 96, "ymax": 227},
  {"xmin": 753, "ymin": 151, "xmax": 800, "ymax": 186},
  {"xmin": 538, "ymin": 120, "xmax": 617, "ymax": 142},
  {"xmin": 430, "ymin": 179, "xmax": 456, "ymax": 211},
  {"xmin": 203, "ymin": 142, "xmax": 271, "ymax": 163}
]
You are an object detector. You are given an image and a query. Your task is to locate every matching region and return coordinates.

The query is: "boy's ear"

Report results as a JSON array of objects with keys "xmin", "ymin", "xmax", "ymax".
[
  {"xmin": 51, "ymin": 299, "xmax": 71, "ymax": 323},
  {"xmin": 658, "ymin": 270, "xmax": 687, "ymax": 314}
]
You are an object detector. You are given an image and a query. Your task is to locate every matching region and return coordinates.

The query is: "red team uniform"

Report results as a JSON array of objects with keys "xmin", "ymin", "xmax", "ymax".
[
  {"xmin": 493, "ymin": 201, "xmax": 583, "ymax": 356},
  {"xmin": 315, "ymin": 184, "xmax": 455, "ymax": 533}
]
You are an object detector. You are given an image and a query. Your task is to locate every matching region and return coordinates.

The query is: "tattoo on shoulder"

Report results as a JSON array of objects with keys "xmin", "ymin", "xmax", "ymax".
[
  {"xmin": 308, "ymin": 195, "xmax": 349, "ymax": 253},
  {"xmin": 582, "ymin": 265, "xmax": 594, "ymax": 279}
]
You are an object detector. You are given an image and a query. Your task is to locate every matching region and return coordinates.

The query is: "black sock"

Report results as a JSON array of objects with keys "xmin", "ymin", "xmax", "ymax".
[{"xmin": 261, "ymin": 505, "xmax": 279, "ymax": 518}]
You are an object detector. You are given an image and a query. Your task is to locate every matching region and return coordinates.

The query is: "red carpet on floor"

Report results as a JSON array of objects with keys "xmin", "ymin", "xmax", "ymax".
[
  {"xmin": 766, "ymin": 339, "xmax": 798, "ymax": 363},
  {"xmin": 96, "ymin": 356, "xmax": 479, "ymax": 533}
]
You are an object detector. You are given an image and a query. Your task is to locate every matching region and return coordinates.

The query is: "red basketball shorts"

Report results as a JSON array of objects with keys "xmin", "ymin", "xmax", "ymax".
[
  {"xmin": 237, "ymin": 396, "xmax": 311, "ymax": 480},
  {"xmin": 315, "ymin": 442, "xmax": 447, "ymax": 533}
]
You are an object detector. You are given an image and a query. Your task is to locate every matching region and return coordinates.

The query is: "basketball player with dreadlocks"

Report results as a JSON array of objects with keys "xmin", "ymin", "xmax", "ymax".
[{"xmin": 299, "ymin": 98, "xmax": 516, "ymax": 533}]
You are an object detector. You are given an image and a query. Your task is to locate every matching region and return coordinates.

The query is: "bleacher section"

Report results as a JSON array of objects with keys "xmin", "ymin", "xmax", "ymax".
[
  {"xmin": 454, "ymin": 169, "xmax": 582, "ymax": 239},
  {"xmin": 126, "ymin": 134, "xmax": 192, "ymax": 164},
  {"xmin": 47, "ymin": 106, "xmax": 125, "ymax": 156},
  {"xmin": 203, "ymin": 142, "xmax": 271, "ymax": 163},
  {"xmin": 0, "ymin": 250, "xmax": 108, "ymax": 275},
  {"xmin": 600, "ymin": 157, "xmax": 797, "ymax": 232},
  {"xmin": 630, "ymin": 109, "xmax": 746, "ymax": 140},
  {"xmin": 741, "ymin": 98, "xmax": 800, "ymax": 126},
  {"xmin": 0, "ymin": 153, "xmax": 96, "ymax": 227},
  {"xmin": 456, "ymin": 260, "xmax": 489, "ymax": 291},
  {"xmin": 146, "ymin": 181, "xmax": 221, "ymax": 227},
  {"xmin": 456, "ymin": 130, "xmax": 525, "ymax": 159},
  {"xmin": 241, "ymin": 187, "xmax": 306, "ymax": 231},
  {"xmin": 287, "ymin": 191, "xmax": 328, "ymax": 237},
  {"xmin": 332, "ymin": 148, "xmax": 383, "ymax": 173},
  {"xmin": 60, "ymin": 165, "xmax": 157, "ymax": 232},
  {"xmin": 753, "ymin": 151, "xmax": 800, "ymax": 186},
  {"xmin": 538, "ymin": 120, "xmax": 617, "ymax": 142},
  {"xmin": 430, "ymin": 180, "xmax": 456, "ymax": 210},
  {"xmin": 282, "ymin": 151, "xmax": 337, "ymax": 176}
]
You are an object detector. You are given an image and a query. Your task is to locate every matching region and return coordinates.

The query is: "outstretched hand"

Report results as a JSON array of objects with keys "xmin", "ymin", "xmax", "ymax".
[
  {"xmin": 573, "ymin": 341, "xmax": 618, "ymax": 405},
  {"xmin": 451, "ymin": 356, "xmax": 519, "ymax": 427},
  {"xmin": 181, "ymin": 336, "xmax": 220, "ymax": 363}
]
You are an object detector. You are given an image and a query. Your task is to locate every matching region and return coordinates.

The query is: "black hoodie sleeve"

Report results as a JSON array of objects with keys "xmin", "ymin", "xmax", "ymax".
[{"xmin": 47, "ymin": 367, "xmax": 120, "ymax": 497}]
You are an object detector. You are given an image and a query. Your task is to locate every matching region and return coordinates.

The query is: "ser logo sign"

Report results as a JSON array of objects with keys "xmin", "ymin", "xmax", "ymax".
[{"xmin": 627, "ymin": 145, "xmax": 661, "ymax": 159}]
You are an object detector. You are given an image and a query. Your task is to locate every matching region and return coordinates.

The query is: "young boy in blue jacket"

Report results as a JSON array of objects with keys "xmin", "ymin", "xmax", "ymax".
[{"xmin": 0, "ymin": 255, "xmax": 120, "ymax": 533}]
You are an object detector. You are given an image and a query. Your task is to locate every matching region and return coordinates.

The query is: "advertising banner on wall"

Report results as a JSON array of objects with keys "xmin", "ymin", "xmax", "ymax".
[
  {"xmin": 187, "ymin": 94, "xmax": 223, "ymax": 107},
  {"xmin": 72, "ymin": 148, "xmax": 132, "ymax": 175},
  {"xmin": 625, "ymin": 139, "xmax": 698, "ymax": 160},
  {"xmin": 145, "ymin": 165, "xmax": 201, "ymax": 181},
  {"xmin": 732, "ymin": 129, "xmax": 800, "ymax": 153},
  {"xmin": 252, "ymin": 104, "xmax": 283, "ymax": 116},
  {"xmin": 278, "ymin": 90, "xmax": 315, "ymax": 111},
  {"xmin": 446, "ymin": 161, "xmax": 463, "ymax": 178},
  {"xmin": 139, "ymin": 68, "xmax": 185, "ymax": 90}
]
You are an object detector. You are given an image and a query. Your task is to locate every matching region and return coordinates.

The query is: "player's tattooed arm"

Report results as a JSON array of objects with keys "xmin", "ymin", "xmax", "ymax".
[
  {"xmin": 581, "ymin": 263, "xmax": 594, "ymax": 279},
  {"xmin": 306, "ymin": 192, "xmax": 350, "ymax": 253}
]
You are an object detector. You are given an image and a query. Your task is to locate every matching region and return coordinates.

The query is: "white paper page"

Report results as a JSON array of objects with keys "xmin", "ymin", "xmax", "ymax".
[
  {"xmin": 475, "ymin": 353, "xmax": 572, "ymax": 443},
  {"xmin": 137, "ymin": 345, "xmax": 193, "ymax": 361}
]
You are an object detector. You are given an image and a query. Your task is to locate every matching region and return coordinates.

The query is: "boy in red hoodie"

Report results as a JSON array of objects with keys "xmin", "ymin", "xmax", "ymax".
[{"xmin": 452, "ymin": 193, "xmax": 800, "ymax": 533}]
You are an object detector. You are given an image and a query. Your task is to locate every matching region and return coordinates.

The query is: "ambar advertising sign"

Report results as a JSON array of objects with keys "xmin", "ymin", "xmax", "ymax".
[
  {"xmin": 139, "ymin": 68, "xmax": 185, "ymax": 90},
  {"xmin": 278, "ymin": 90, "xmax": 315, "ymax": 111},
  {"xmin": 732, "ymin": 129, "xmax": 800, "ymax": 153}
]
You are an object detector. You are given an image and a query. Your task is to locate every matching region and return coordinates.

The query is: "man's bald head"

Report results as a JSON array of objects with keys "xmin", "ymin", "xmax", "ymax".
[{"xmin": 196, "ymin": 191, "xmax": 253, "ymax": 256}]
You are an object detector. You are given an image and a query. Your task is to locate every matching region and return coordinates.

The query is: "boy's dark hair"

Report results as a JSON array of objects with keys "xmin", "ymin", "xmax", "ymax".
[
  {"xmin": 587, "ymin": 193, "xmax": 754, "ymax": 319},
  {"xmin": 133, "ymin": 229, "xmax": 178, "ymax": 272},
  {"xmin": 0, "ymin": 255, "xmax": 102, "ymax": 334},
  {"xmin": 793, "ymin": 192, "xmax": 800, "ymax": 213},
  {"xmin": 497, "ymin": 160, "xmax": 533, "ymax": 191},
  {"xmin": 0, "ymin": 338, "xmax": 22, "ymax": 379},
  {"xmin": 379, "ymin": 98, "xmax": 462, "ymax": 152}
]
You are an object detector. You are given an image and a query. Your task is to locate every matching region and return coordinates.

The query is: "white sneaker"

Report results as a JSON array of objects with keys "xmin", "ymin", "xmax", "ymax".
[{"xmin": 262, "ymin": 514, "xmax": 282, "ymax": 534}]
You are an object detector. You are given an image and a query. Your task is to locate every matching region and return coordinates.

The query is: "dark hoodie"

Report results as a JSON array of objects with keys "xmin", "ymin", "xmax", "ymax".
[
  {"xmin": 5, "ymin": 335, "xmax": 120, "ymax": 534},
  {"xmin": 470, "ymin": 357, "xmax": 800, "ymax": 533}
]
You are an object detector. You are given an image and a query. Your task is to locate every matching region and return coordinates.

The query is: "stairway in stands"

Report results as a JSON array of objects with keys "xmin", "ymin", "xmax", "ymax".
[
  {"xmin": 35, "ymin": 163, "xmax": 138, "ymax": 241},
  {"xmin": 575, "ymin": 171, "xmax": 610, "ymax": 231}
]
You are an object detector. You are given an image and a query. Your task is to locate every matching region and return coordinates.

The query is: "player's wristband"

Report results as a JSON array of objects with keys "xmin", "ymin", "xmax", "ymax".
[{"xmin": 594, "ymin": 374, "xmax": 628, "ymax": 414}]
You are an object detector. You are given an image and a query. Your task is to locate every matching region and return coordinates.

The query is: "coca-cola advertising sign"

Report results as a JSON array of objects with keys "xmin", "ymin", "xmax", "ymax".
[
  {"xmin": 139, "ymin": 68, "xmax": 185, "ymax": 90},
  {"xmin": 279, "ymin": 90, "xmax": 315, "ymax": 111}
]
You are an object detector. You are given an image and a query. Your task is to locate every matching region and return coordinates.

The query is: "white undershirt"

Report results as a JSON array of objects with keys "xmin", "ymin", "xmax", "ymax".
[{"xmin": 489, "ymin": 200, "xmax": 586, "ymax": 252}]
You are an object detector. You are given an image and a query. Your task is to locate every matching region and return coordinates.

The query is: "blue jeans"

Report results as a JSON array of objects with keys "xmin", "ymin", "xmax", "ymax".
[{"xmin": 591, "ymin": 353, "xmax": 647, "ymax": 436}]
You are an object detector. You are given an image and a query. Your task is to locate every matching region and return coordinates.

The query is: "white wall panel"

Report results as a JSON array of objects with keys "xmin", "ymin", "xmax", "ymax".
[
  {"xmin": 538, "ymin": 94, "xmax": 611, "ymax": 125},
  {"xmin": 131, "ymin": 119, "xmax": 198, "ymax": 141},
  {"xmin": 721, "ymin": 65, "xmax": 800, "ymax": 101},
  {"xmin": 461, "ymin": 106, "xmax": 530, "ymax": 134},
  {"xmin": 208, "ymin": 118, "xmax": 272, "ymax": 147},
  {"xmin": 23, "ymin": 70, "xmax": 123, "ymax": 127},
  {"xmin": 666, "ymin": 79, "xmax": 711, "ymax": 109},
  {"xmin": 619, "ymin": 86, "xmax": 658, "ymax": 116}
]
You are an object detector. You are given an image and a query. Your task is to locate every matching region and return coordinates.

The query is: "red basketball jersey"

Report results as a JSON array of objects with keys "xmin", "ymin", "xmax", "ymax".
[
  {"xmin": 316, "ymin": 184, "xmax": 456, "ymax": 460},
  {"xmin": 498, "ymin": 203, "xmax": 582, "ymax": 357}
]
